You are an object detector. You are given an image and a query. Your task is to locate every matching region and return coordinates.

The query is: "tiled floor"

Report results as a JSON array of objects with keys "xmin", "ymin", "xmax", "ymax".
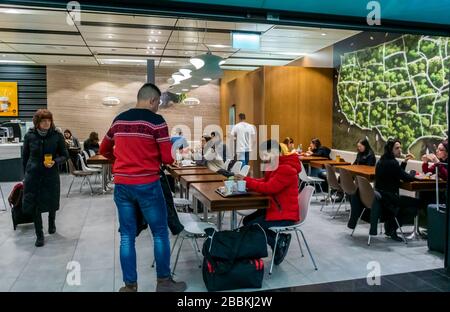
[{"xmin": 0, "ymin": 175, "xmax": 445, "ymax": 292}]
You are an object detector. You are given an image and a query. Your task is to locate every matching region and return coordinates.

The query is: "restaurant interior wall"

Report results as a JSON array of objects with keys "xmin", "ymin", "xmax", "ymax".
[
  {"xmin": 220, "ymin": 66, "xmax": 333, "ymax": 150},
  {"xmin": 47, "ymin": 65, "xmax": 220, "ymax": 142}
]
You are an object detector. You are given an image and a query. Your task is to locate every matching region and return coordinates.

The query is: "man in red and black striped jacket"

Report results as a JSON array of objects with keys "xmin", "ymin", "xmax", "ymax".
[{"xmin": 100, "ymin": 83, "xmax": 186, "ymax": 292}]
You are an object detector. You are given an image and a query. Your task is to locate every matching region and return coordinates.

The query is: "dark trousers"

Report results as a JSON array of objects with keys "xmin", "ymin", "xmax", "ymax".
[
  {"xmin": 384, "ymin": 195, "xmax": 420, "ymax": 234},
  {"xmin": 34, "ymin": 210, "xmax": 55, "ymax": 237},
  {"xmin": 242, "ymin": 209, "xmax": 294, "ymax": 250},
  {"xmin": 160, "ymin": 172, "xmax": 184, "ymax": 236}
]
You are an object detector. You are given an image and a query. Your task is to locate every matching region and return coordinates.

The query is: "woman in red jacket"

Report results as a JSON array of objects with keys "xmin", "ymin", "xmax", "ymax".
[{"xmin": 236, "ymin": 140, "xmax": 301, "ymax": 266}]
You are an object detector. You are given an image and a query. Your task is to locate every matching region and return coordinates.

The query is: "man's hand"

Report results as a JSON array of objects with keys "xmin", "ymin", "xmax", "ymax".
[
  {"xmin": 44, "ymin": 160, "xmax": 55, "ymax": 168},
  {"xmin": 404, "ymin": 152, "xmax": 415, "ymax": 162}
]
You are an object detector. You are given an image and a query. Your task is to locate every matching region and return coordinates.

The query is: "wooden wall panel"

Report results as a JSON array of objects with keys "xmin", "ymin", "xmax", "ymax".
[
  {"xmin": 263, "ymin": 66, "xmax": 333, "ymax": 148},
  {"xmin": 47, "ymin": 66, "xmax": 220, "ymax": 142}
]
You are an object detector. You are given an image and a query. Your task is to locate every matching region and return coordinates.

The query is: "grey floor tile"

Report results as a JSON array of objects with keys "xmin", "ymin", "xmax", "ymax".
[{"xmin": 63, "ymin": 268, "xmax": 114, "ymax": 292}]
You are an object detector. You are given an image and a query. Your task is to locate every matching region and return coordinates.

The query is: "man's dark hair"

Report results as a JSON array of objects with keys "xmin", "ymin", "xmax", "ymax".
[
  {"xmin": 260, "ymin": 140, "xmax": 281, "ymax": 153},
  {"xmin": 311, "ymin": 138, "xmax": 321, "ymax": 149},
  {"xmin": 238, "ymin": 113, "xmax": 246, "ymax": 120},
  {"xmin": 384, "ymin": 138, "xmax": 401, "ymax": 157},
  {"xmin": 137, "ymin": 83, "xmax": 161, "ymax": 102}
]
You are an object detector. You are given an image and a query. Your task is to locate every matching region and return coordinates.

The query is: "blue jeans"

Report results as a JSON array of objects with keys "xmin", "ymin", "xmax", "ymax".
[
  {"xmin": 237, "ymin": 151, "xmax": 250, "ymax": 166},
  {"xmin": 114, "ymin": 181, "xmax": 170, "ymax": 282}
]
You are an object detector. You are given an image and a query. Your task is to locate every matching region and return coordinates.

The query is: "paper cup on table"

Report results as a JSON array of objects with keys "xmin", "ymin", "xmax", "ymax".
[
  {"xmin": 237, "ymin": 180, "xmax": 246, "ymax": 192},
  {"xmin": 224, "ymin": 180, "xmax": 234, "ymax": 195}
]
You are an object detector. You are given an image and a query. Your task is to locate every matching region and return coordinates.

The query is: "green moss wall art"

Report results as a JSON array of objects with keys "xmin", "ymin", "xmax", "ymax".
[{"xmin": 336, "ymin": 35, "xmax": 449, "ymax": 156}]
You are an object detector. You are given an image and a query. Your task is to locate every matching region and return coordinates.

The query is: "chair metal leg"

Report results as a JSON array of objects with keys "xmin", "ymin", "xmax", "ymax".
[
  {"xmin": 79, "ymin": 176, "xmax": 86, "ymax": 193},
  {"xmin": 294, "ymin": 230, "xmax": 304, "ymax": 257},
  {"xmin": 86, "ymin": 176, "xmax": 94, "ymax": 195},
  {"xmin": 189, "ymin": 238, "xmax": 202, "ymax": 268},
  {"xmin": 320, "ymin": 189, "xmax": 331, "ymax": 211},
  {"xmin": 269, "ymin": 232, "xmax": 280, "ymax": 275},
  {"xmin": 332, "ymin": 196, "xmax": 344, "ymax": 219},
  {"xmin": 368, "ymin": 235, "xmax": 371, "ymax": 246},
  {"xmin": 318, "ymin": 183, "xmax": 325, "ymax": 201},
  {"xmin": 67, "ymin": 176, "xmax": 76, "ymax": 198},
  {"xmin": 351, "ymin": 208, "xmax": 366, "ymax": 236},
  {"xmin": 172, "ymin": 236, "xmax": 185, "ymax": 275},
  {"xmin": 299, "ymin": 230, "xmax": 318, "ymax": 270},
  {"xmin": 0, "ymin": 185, "xmax": 7, "ymax": 211},
  {"xmin": 379, "ymin": 222, "xmax": 383, "ymax": 235},
  {"xmin": 394, "ymin": 218, "xmax": 407, "ymax": 245}
]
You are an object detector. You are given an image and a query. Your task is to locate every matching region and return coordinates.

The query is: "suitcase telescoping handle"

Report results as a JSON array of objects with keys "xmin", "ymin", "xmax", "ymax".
[
  {"xmin": 436, "ymin": 165, "xmax": 439, "ymax": 207},
  {"xmin": 435, "ymin": 162, "xmax": 448, "ymax": 208}
]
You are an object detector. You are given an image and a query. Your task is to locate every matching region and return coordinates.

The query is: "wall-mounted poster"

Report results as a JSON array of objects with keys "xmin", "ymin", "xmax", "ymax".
[{"xmin": 0, "ymin": 82, "xmax": 18, "ymax": 117}]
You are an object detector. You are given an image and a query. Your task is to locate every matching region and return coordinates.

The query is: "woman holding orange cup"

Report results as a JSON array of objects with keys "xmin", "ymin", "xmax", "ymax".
[{"xmin": 22, "ymin": 109, "xmax": 69, "ymax": 247}]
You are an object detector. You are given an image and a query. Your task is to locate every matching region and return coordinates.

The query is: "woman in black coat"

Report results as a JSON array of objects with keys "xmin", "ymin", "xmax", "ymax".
[
  {"xmin": 354, "ymin": 138, "xmax": 376, "ymax": 166},
  {"xmin": 23, "ymin": 109, "xmax": 68, "ymax": 247}
]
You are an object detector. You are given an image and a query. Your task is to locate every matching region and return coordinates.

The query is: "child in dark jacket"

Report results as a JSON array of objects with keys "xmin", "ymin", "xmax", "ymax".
[{"xmin": 235, "ymin": 140, "xmax": 301, "ymax": 266}]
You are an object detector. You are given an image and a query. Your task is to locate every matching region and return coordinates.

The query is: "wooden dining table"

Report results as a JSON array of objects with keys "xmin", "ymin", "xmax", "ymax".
[
  {"xmin": 310, "ymin": 159, "xmax": 351, "ymax": 169},
  {"xmin": 336, "ymin": 164, "xmax": 447, "ymax": 240},
  {"xmin": 336, "ymin": 165, "xmax": 376, "ymax": 181},
  {"xmin": 190, "ymin": 181, "xmax": 270, "ymax": 230},
  {"xmin": 86, "ymin": 154, "xmax": 114, "ymax": 193},
  {"xmin": 179, "ymin": 174, "xmax": 227, "ymax": 199},
  {"xmin": 299, "ymin": 155, "xmax": 329, "ymax": 164},
  {"xmin": 166, "ymin": 163, "xmax": 205, "ymax": 176}
]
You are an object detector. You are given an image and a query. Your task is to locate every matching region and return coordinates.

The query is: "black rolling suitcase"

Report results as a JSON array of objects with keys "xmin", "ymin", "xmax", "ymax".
[
  {"xmin": 427, "ymin": 165, "xmax": 447, "ymax": 253},
  {"xmin": 8, "ymin": 182, "xmax": 33, "ymax": 230}
]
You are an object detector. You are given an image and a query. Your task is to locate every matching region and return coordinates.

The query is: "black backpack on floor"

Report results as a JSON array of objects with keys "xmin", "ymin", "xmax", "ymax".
[{"xmin": 202, "ymin": 224, "xmax": 268, "ymax": 291}]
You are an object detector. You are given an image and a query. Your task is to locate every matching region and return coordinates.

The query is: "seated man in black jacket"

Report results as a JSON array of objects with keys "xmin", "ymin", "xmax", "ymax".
[{"xmin": 375, "ymin": 139, "xmax": 422, "ymax": 241}]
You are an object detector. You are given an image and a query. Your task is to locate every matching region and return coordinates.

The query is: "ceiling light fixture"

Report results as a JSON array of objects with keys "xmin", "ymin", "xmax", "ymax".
[
  {"xmin": 152, "ymin": 51, "xmax": 155, "ymax": 54},
  {"xmin": 158, "ymin": 31, "xmax": 161, "ymax": 34},
  {"xmin": 321, "ymin": 33, "xmax": 327, "ymax": 36},
  {"xmin": 0, "ymin": 8, "xmax": 22, "ymax": 14},
  {"xmin": 162, "ymin": 60, "xmax": 176, "ymax": 64},
  {"xmin": 182, "ymin": 88, "xmax": 189, "ymax": 92},
  {"xmin": 151, "ymin": 30, "xmax": 154, "ymax": 34},
  {"xmin": 107, "ymin": 34, "xmax": 114, "ymax": 39},
  {"xmin": 202, "ymin": 77, "xmax": 212, "ymax": 81},
  {"xmin": 155, "ymin": 39, "xmax": 159, "ymax": 42},
  {"xmin": 100, "ymin": 59, "xmax": 146, "ymax": 64},
  {"xmin": 207, "ymin": 44, "xmax": 231, "ymax": 49},
  {"xmin": 59, "ymin": 59, "xmax": 65, "ymax": 63},
  {"xmin": 191, "ymin": 85, "xmax": 199, "ymax": 88},
  {"xmin": 148, "ymin": 39, "xmax": 152, "ymax": 42},
  {"xmin": 0, "ymin": 60, "xmax": 35, "ymax": 64}
]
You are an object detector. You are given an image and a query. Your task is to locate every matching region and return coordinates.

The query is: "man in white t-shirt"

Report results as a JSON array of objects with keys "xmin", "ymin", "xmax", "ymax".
[{"xmin": 230, "ymin": 113, "xmax": 256, "ymax": 166}]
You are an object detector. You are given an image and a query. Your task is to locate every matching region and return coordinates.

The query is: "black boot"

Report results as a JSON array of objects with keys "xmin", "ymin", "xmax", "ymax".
[
  {"xmin": 48, "ymin": 220, "xmax": 56, "ymax": 234},
  {"xmin": 35, "ymin": 232, "xmax": 44, "ymax": 247}
]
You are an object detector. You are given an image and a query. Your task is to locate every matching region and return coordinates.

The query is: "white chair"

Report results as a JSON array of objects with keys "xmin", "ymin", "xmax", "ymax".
[
  {"xmin": 78, "ymin": 154, "xmax": 101, "ymax": 177},
  {"xmin": 88, "ymin": 149, "xmax": 96, "ymax": 157},
  {"xmin": 230, "ymin": 161, "xmax": 242, "ymax": 175},
  {"xmin": 151, "ymin": 212, "xmax": 217, "ymax": 275},
  {"xmin": 223, "ymin": 159, "xmax": 231, "ymax": 171},
  {"xmin": 0, "ymin": 184, "xmax": 7, "ymax": 211},
  {"xmin": 298, "ymin": 162, "xmax": 325, "ymax": 200},
  {"xmin": 268, "ymin": 186, "xmax": 318, "ymax": 275},
  {"xmin": 172, "ymin": 192, "xmax": 192, "ymax": 212},
  {"xmin": 239, "ymin": 165, "xmax": 250, "ymax": 177},
  {"xmin": 67, "ymin": 159, "xmax": 94, "ymax": 197},
  {"xmin": 82, "ymin": 150, "xmax": 101, "ymax": 169}
]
